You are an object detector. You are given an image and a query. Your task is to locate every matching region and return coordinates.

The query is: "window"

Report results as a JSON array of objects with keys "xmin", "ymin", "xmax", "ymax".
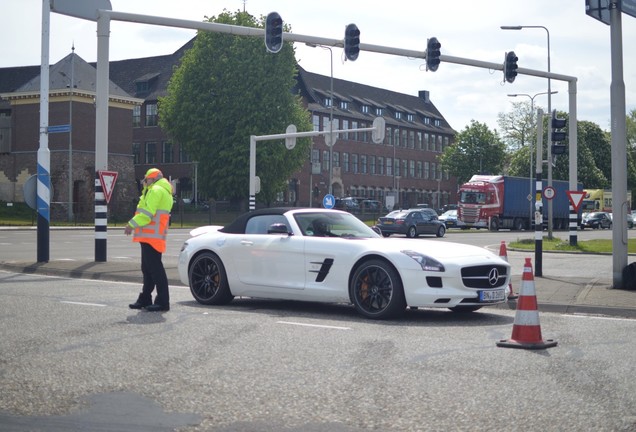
[
  {"xmin": 375, "ymin": 107, "xmax": 383, "ymax": 116},
  {"xmin": 369, "ymin": 156, "xmax": 376, "ymax": 175},
  {"xmin": 402, "ymin": 160, "xmax": 408, "ymax": 178},
  {"xmin": 162, "ymin": 141, "xmax": 173, "ymax": 163},
  {"xmin": 132, "ymin": 106, "xmax": 141, "ymax": 128},
  {"xmin": 325, "ymin": 97, "xmax": 333, "ymax": 107},
  {"xmin": 312, "ymin": 114, "xmax": 320, "ymax": 131},
  {"xmin": 407, "ymin": 113, "xmax": 414, "ymax": 122},
  {"xmin": 386, "ymin": 158, "xmax": 392, "ymax": 176},
  {"xmin": 359, "ymin": 122, "xmax": 368, "ymax": 142},
  {"xmin": 362, "ymin": 105, "xmax": 370, "ymax": 114},
  {"xmin": 351, "ymin": 121, "xmax": 358, "ymax": 141},
  {"xmin": 424, "ymin": 161, "xmax": 430, "ymax": 179},
  {"xmin": 342, "ymin": 119, "xmax": 349, "ymax": 140},
  {"xmin": 343, "ymin": 152, "xmax": 350, "ymax": 173},
  {"xmin": 360, "ymin": 155, "xmax": 367, "ymax": 174},
  {"xmin": 437, "ymin": 135, "xmax": 443, "ymax": 152},
  {"xmin": 417, "ymin": 132, "xmax": 423, "ymax": 149},
  {"xmin": 395, "ymin": 158, "xmax": 400, "ymax": 176},
  {"xmin": 395, "ymin": 111, "xmax": 402, "ymax": 120},
  {"xmin": 387, "ymin": 127, "xmax": 393, "ymax": 146},
  {"xmin": 416, "ymin": 161, "xmax": 422, "ymax": 178},
  {"xmin": 425, "ymin": 133, "xmax": 430, "ymax": 150},
  {"xmin": 333, "ymin": 151, "xmax": 340, "ymax": 168},
  {"xmin": 245, "ymin": 215, "xmax": 288, "ymax": 235},
  {"xmin": 377, "ymin": 156, "xmax": 384, "ymax": 175},
  {"xmin": 132, "ymin": 142, "xmax": 140, "ymax": 164},
  {"xmin": 402, "ymin": 130, "xmax": 408, "ymax": 147},
  {"xmin": 145, "ymin": 141, "xmax": 157, "ymax": 164},
  {"xmin": 431, "ymin": 162, "xmax": 437, "ymax": 180},
  {"xmin": 430, "ymin": 134, "xmax": 436, "ymax": 151},
  {"xmin": 394, "ymin": 129, "xmax": 400, "ymax": 147},
  {"xmin": 444, "ymin": 136, "xmax": 450, "ymax": 150},
  {"xmin": 409, "ymin": 160, "xmax": 415, "ymax": 177},
  {"xmin": 340, "ymin": 101, "xmax": 349, "ymax": 110},
  {"xmin": 145, "ymin": 103, "xmax": 158, "ymax": 127},
  {"xmin": 322, "ymin": 150, "xmax": 330, "ymax": 171},
  {"xmin": 311, "ymin": 148, "xmax": 320, "ymax": 163},
  {"xmin": 409, "ymin": 131, "xmax": 415, "ymax": 149},
  {"xmin": 179, "ymin": 145, "xmax": 191, "ymax": 163},
  {"xmin": 352, "ymin": 154, "xmax": 359, "ymax": 174},
  {"xmin": 434, "ymin": 119, "xmax": 441, "ymax": 127}
]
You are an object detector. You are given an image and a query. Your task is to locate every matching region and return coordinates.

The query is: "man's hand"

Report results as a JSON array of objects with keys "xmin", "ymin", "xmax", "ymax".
[{"xmin": 124, "ymin": 225, "xmax": 133, "ymax": 236}]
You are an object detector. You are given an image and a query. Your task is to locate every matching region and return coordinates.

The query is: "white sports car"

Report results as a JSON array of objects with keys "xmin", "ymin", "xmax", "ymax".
[{"xmin": 178, "ymin": 208, "xmax": 510, "ymax": 319}]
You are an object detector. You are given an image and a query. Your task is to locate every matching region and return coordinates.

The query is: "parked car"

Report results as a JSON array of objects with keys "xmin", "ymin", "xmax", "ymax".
[
  {"xmin": 334, "ymin": 197, "xmax": 360, "ymax": 212},
  {"xmin": 361, "ymin": 199, "xmax": 382, "ymax": 212},
  {"xmin": 439, "ymin": 209, "xmax": 460, "ymax": 228},
  {"xmin": 376, "ymin": 209, "xmax": 446, "ymax": 238},
  {"xmin": 178, "ymin": 208, "xmax": 510, "ymax": 319},
  {"xmin": 608, "ymin": 212, "xmax": 634, "ymax": 229},
  {"xmin": 581, "ymin": 211, "xmax": 612, "ymax": 229}
]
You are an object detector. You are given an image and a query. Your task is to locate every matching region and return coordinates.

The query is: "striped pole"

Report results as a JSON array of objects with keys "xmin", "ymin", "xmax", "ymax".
[
  {"xmin": 37, "ymin": 0, "xmax": 51, "ymax": 263},
  {"xmin": 497, "ymin": 258, "xmax": 557, "ymax": 350},
  {"xmin": 94, "ymin": 173, "xmax": 107, "ymax": 261}
]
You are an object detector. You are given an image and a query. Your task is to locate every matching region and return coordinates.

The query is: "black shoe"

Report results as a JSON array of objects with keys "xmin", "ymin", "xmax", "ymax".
[
  {"xmin": 145, "ymin": 304, "xmax": 170, "ymax": 312},
  {"xmin": 129, "ymin": 301, "xmax": 151, "ymax": 310}
]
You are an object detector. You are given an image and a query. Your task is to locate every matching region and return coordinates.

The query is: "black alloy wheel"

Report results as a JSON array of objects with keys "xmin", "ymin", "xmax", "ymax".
[
  {"xmin": 350, "ymin": 259, "xmax": 406, "ymax": 319},
  {"xmin": 188, "ymin": 252, "xmax": 234, "ymax": 305}
]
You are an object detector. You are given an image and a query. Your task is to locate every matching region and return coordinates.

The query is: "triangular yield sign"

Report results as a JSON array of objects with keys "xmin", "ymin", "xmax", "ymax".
[
  {"xmin": 566, "ymin": 190, "xmax": 586, "ymax": 212},
  {"xmin": 98, "ymin": 170, "xmax": 118, "ymax": 203}
]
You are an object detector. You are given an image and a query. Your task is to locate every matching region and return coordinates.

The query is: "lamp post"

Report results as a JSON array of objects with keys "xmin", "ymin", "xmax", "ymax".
[
  {"xmin": 306, "ymin": 43, "xmax": 335, "ymax": 196},
  {"xmin": 501, "ymin": 25, "xmax": 553, "ymax": 236},
  {"xmin": 508, "ymin": 90, "xmax": 558, "ymax": 229}
]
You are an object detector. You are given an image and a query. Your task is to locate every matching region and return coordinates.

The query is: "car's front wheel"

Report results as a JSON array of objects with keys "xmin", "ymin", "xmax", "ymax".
[
  {"xmin": 188, "ymin": 251, "xmax": 234, "ymax": 305},
  {"xmin": 350, "ymin": 259, "xmax": 406, "ymax": 319}
]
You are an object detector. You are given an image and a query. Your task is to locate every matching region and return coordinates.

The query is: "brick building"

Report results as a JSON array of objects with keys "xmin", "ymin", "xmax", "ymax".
[{"xmin": 0, "ymin": 39, "xmax": 457, "ymax": 220}]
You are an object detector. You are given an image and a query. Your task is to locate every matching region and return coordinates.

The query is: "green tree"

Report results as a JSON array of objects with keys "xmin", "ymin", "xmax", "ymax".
[
  {"xmin": 439, "ymin": 120, "xmax": 506, "ymax": 184},
  {"xmin": 159, "ymin": 10, "xmax": 312, "ymax": 206},
  {"xmin": 497, "ymin": 100, "xmax": 535, "ymax": 151}
]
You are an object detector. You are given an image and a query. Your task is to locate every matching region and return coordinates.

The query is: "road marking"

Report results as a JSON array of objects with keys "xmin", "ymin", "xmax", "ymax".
[
  {"xmin": 60, "ymin": 301, "xmax": 107, "ymax": 307},
  {"xmin": 564, "ymin": 314, "xmax": 634, "ymax": 322},
  {"xmin": 277, "ymin": 320, "xmax": 351, "ymax": 330}
]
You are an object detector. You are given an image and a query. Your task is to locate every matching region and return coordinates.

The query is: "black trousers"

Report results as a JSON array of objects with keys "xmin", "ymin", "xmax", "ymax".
[{"xmin": 137, "ymin": 242, "xmax": 170, "ymax": 307}]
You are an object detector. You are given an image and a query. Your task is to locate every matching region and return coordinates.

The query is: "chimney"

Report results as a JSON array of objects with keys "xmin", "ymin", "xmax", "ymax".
[{"xmin": 418, "ymin": 90, "xmax": 430, "ymax": 103}]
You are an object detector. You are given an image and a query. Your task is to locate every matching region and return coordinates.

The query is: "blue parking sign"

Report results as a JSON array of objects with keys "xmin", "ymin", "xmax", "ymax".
[{"xmin": 323, "ymin": 194, "xmax": 335, "ymax": 209}]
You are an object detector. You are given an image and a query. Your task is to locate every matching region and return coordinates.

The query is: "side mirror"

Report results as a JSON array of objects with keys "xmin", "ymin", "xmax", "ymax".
[{"xmin": 267, "ymin": 223, "xmax": 291, "ymax": 235}]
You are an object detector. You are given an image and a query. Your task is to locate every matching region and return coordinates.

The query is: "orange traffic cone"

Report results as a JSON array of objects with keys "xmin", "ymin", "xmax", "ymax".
[
  {"xmin": 496, "ymin": 258, "xmax": 557, "ymax": 350},
  {"xmin": 498, "ymin": 241, "xmax": 518, "ymax": 300}
]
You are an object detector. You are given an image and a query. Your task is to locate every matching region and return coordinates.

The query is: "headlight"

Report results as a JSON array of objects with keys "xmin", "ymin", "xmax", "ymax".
[{"xmin": 401, "ymin": 250, "xmax": 445, "ymax": 272}]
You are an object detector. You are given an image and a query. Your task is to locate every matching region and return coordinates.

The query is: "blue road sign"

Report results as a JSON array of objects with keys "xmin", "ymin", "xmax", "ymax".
[
  {"xmin": 323, "ymin": 194, "xmax": 335, "ymax": 209},
  {"xmin": 48, "ymin": 124, "xmax": 71, "ymax": 134}
]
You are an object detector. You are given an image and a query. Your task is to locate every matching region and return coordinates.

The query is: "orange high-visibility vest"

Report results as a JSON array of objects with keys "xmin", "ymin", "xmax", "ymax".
[{"xmin": 129, "ymin": 177, "xmax": 173, "ymax": 253}]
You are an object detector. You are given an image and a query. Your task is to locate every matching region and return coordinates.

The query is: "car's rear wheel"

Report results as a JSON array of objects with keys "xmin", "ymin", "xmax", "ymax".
[
  {"xmin": 407, "ymin": 226, "xmax": 417, "ymax": 238},
  {"xmin": 350, "ymin": 259, "xmax": 406, "ymax": 319},
  {"xmin": 382, "ymin": 231, "xmax": 391, "ymax": 237},
  {"xmin": 436, "ymin": 225, "xmax": 446, "ymax": 237},
  {"xmin": 449, "ymin": 305, "xmax": 482, "ymax": 313},
  {"xmin": 188, "ymin": 251, "xmax": 234, "ymax": 305}
]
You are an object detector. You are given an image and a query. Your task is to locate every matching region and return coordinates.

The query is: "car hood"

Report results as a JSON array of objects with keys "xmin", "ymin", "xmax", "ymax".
[{"xmin": 365, "ymin": 237, "xmax": 504, "ymax": 261}]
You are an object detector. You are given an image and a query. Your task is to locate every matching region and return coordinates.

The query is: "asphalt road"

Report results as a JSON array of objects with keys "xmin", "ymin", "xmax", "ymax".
[{"xmin": 0, "ymin": 271, "xmax": 635, "ymax": 431}]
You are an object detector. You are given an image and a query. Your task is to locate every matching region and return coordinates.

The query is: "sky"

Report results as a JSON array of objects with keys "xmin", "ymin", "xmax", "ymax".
[{"xmin": 2, "ymin": 0, "xmax": 635, "ymax": 134}]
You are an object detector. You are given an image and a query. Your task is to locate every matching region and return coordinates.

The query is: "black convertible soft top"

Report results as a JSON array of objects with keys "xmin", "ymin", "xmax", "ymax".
[{"xmin": 219, "ymin": 208, "xmax": 294, "ymax": 234}]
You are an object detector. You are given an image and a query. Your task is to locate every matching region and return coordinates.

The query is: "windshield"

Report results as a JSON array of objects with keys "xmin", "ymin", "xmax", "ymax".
[
  {"xmin": 460, "ymin": 191, "xmax": 486, "ymax": 204},
  {"xmin": 294, "ymin": 212, "xmax": 380, "ymax": 238}
]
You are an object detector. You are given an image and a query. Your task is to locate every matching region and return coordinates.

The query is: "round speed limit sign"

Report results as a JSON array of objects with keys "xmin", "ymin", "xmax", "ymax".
[{"xmin": 543, "ymin": 186, "xmax": 556, "ymax": 200}]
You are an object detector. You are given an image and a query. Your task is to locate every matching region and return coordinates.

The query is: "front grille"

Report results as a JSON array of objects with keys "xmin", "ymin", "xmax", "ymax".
[
  {"xmin": 461, "ymin": 208, "xmax": 480, "ymax": 223},
  {"xmin": 461, "ymin": 265, "xmax": 508, "ymax": 289}
]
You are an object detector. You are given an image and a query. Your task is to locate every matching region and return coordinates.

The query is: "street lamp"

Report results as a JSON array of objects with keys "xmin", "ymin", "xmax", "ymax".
[
  {"xmin": 306, "ymin": 43, "xmax": 335, "ymax": 196},
  {"xmin": 501, "ymin": 25, "xmax": 554, "ymax": 236},
  {"xmin": 508, "ymin": 90, "xmax": 558, "ymax": 229}
]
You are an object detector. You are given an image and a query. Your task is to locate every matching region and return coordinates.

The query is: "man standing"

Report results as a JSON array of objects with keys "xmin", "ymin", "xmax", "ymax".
[{"xmin": 125, "ymin": 168, "xmax": 174, "ymax": 312}]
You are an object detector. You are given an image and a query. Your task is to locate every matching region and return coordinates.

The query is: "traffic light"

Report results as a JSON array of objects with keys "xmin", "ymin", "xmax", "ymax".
[
  {"xmin": 344, "ymin": 24, "xmax": 360, "ymax": 61},
  {"xmin": 551, "ymin": 110, "xmax": 567, "ymax": 155},
  {"xmin": 503, "ymin": 51, "xmax": 518, "ymax": 83},
  {"xmin": 265, "ymin": 12, "xmax": 283, "ymax": 53},
  {"xmin": 426, "ymin": 37, "xmax": 441, "ymax": 72}
]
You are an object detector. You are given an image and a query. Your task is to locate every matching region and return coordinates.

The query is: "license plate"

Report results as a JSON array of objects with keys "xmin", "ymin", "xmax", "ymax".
[
  {"xmin": 479, "ymin": 289, "xmax": 505, "ymax": 302},
  {"xmin": 384, "ymin": 221, "xmax": 393, "ymax": 225}
]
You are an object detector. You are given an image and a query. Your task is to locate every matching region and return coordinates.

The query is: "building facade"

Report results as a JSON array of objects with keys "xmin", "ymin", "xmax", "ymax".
[{"xmin": 0, "ymin": 39, "xmax": 457, "ymax": 221}]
